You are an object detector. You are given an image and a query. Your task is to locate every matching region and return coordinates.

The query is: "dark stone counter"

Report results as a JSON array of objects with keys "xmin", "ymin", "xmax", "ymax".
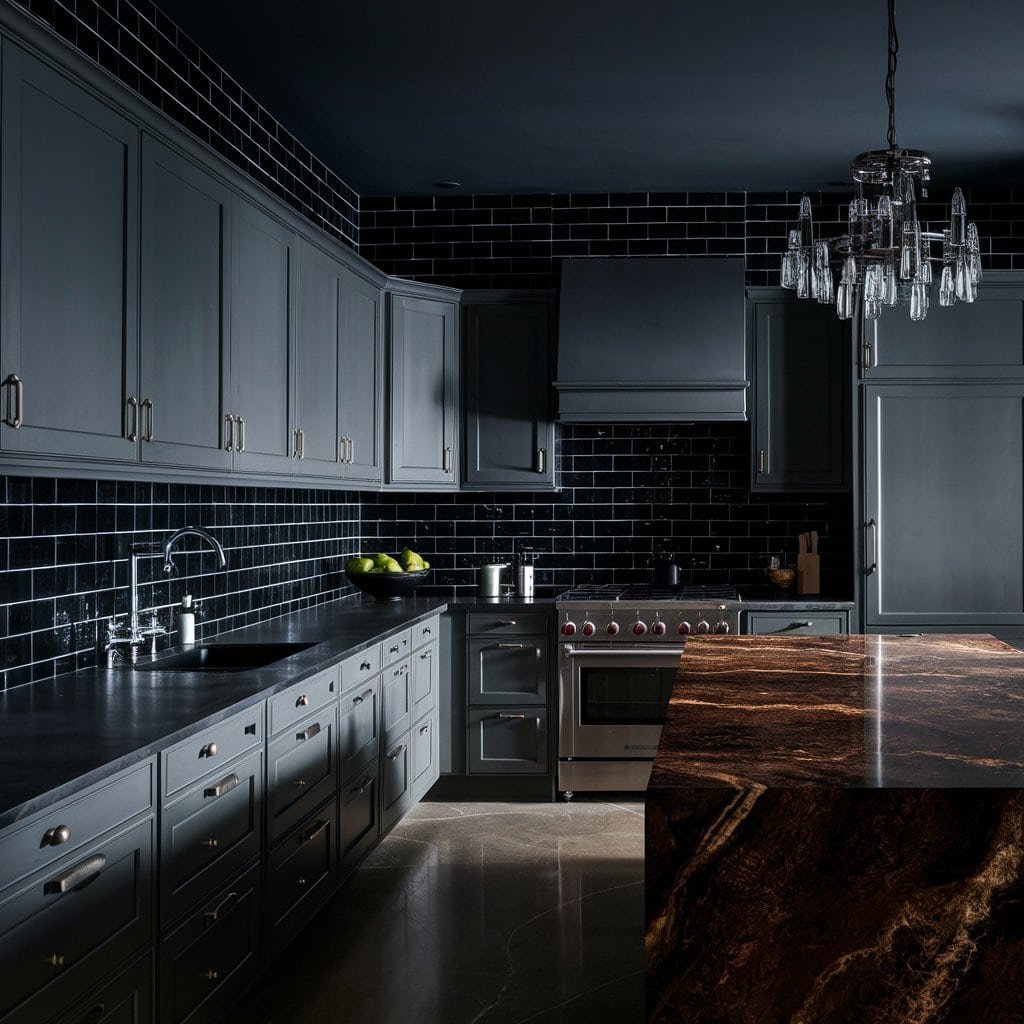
[
  {"xmin": 0, "ymin": 595, "xmax": 447, "ymax": 828},
  {"xmin": 646, "ymin": 634, "xmax": 1024, "ymax": 1024}
]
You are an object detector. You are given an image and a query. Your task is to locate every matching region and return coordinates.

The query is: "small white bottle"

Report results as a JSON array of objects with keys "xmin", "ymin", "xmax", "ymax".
[{"xmin": 179, "ymin": 594, "xmax": 196, "ymax": 645}]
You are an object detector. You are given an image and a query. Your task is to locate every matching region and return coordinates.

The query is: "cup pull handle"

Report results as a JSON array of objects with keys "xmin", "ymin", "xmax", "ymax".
[
  {"xmin": 203, "ymin": 891, "xmax": 239, "ymax": 926},
  {"xmin": 45, "ymin": 853, "xmax": 107, "ymax": 894},
  {"xmin": 296, "ymin": 722, "xmax": 321, "ymax": 742},
  {"xmin": 204, "ymin": 772, "xmax": 239, "ymax": 799}
]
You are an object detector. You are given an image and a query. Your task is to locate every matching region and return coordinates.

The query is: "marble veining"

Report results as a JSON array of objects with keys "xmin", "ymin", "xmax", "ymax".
[{"xmin": 651, "ymin": 634, "xmax": 1024, "ymax": 789}]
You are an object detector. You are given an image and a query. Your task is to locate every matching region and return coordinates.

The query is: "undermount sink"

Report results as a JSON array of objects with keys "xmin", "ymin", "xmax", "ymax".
[{"xmin": 138, "ymin": 642, "xmax": 315, "ymax": 672}]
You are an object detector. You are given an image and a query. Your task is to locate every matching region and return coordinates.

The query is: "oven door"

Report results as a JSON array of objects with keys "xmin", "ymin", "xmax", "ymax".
[{"xmin": 558, "ymin": 645, "xmax": 686, "ymax": 759}]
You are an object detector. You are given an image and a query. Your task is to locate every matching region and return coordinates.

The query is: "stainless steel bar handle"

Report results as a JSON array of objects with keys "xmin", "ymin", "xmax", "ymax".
[
  {"xmin": 45, "ymin": 853, "xmax": 107, "ymax": 894},
  {"xmin": 125, "ymin": 396, "xmax": 138, "ymax": 441},
  {"xmin": 3, "ymin": 373, "xmax": 23, "ymax": 428},
  {"xmin": 564, "ymin": 646, "xmax": 689, "ymax": 658},
  {"xmin": 347, "ymin": 437, "xmax": 354, "ymax": 463},
  {"xmin": 339, "ymin": 436, "xmax": 347, "ymax": 463},
  {"xmin": 203, "ymin": 772, "xmax": 240, "ymax": 799},
  {"xmin": 758, "ymin": 449, "xmax": 767, "ymax": 474},
  {"xmin": 865, "ymin": 518, "xmax": 878, "ymax": 575},
  {"xmin": 298, "ymin": 428, "xmax": 305, "ymax": 459},
  {"xmin": 300, "ymin": 819, "xmax": 330, "ymax": 844},
  {"xmin": 293, "ymin": 427, "xmax": 300, "ymax": 458},
  {"xmin": 442, "ymin": 445, "xmax": 452, "ymax": 473},
  {"xmin": 142, "ymin": 399, "xmax": 154, "ymax": 442},
  {"xmin": 386, "ymin": 744, "xmax": 406, "ymax": 760},
  {"xmin": 536, "ymin": 447, "xmax": 546, "ymax": 473},
  {"xmin": 496, "ymin": 643, "xmax": 525, "ymax": 649},
  {"xmin": 203, "ymin": 891, "xmax": 238, "ymax": 925},
  {"xmin": 296, "ymin": 722, "xmax": 321, "ymax": 742},
  {"xmin": 225, "ymin": 414, "xmax": 234, "ymax": 452},
  {"xmin": 497, "ymin": 712, "xmax": 526, "ymax": 720},
  {"xmin": 237, "ymin": 415, "xmax": 246, "ymax": 452}
]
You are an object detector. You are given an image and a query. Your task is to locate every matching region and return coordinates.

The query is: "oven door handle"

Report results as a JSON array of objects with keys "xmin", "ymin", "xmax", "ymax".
[{"xmin": 562, "ymin": 645, "xmax": 688, "ymax": 658}]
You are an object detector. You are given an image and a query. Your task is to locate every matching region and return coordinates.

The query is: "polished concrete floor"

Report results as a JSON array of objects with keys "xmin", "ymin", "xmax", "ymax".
[{"xmin": 225, "ymin": 799, "xmax": 645, "ymax": 1024}]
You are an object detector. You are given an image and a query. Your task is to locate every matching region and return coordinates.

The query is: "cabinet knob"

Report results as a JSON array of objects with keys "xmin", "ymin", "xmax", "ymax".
[
  {"xmin": 201, "ymin": 838, "xmax": 219, "ymax": 848},
  {"xmin": 295, "ymin": 694, "xmax": 309, "ymax": 707},
  {"xmin": 360, "ymin": 660, "xmax": 371, "ymax": 671},
  {"xmin": 296, "ymin": 876, "xmax": 307, "ymax": 888},
  {"xmin": 201, "ymin": 970, "xmax": 220, "ymax": 983},
  {"xmin": 44, "ymin": 953, "xmax": 65, "ymax": 969},
  {"xmin": 43, "ymin": 824, "xmax": 71, "ymax": 847},
  {"xmin": 200, "ymin": 742, "xmax": 218, "ymax": 758}
]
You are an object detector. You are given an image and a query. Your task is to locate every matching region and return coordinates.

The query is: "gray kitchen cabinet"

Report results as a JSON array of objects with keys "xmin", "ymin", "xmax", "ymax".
[
  {"xmin": 410, "ymin": 713, "xmax": 439, "ymax": 804},
  {"xmin": 339, "ymin": 761, "xmax": 380, "ymax": 880},
  {"xmin": 0, "ymin": 760, "xmax": 155, "ymax": 1024},
  {"xmin": 749, "ymin": 291, "xmax": 850, "ymax": 491},
  {"xmin": 339, "ymin": 674, "xmax": 380, "ymax": 782},
  {"xmin": 467, "ymin": 636, "xmax": 547, "ymax": 705},
  {"xmin": 140, "ymin": 135, "xmax": 232, "ymax": 472},
  {"xmin": 860, "ymin": 275, "xmax": 1024, "ymax": 379},
  {"xmin": 462, "ymin": 292, "xmax": 556, "ymax": 489},
  {"xmin": 229, "ymin": 198, "xmax": 295, "ymax": 475},
  {"xmin": 387, "ymin": 286, "xmax": 460, "ymax": 488},
  {"xmin": 0, "ymin": 42, "xmax": 139, "ymax": 462},
  {"xmin": 744, "ymin": 610, "xmax": 849, "ymax": 635},
  {"xmin": 50, "ymin": 954, "xmax": 153, "ymax": 1024},
  {"xmin": 863, "ymin": 383, "xmax": 1024, "ymax": 629},
  {"xmin": 381, "ymin": 731, "xmax": 413, "ymax": 833},
  {"xmin": 293, "ymin": 238, "xmax": 342, "ymax": 476},
  {"xmin": 339, "ymin": 269, "xmax": 384, "ymax": 484},
  {"xmin": 467, "ymin": 707, "xmax": 549, "ymax": 775}
]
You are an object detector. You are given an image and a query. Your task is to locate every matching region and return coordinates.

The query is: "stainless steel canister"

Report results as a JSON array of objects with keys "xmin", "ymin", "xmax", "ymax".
[{"xmin": 478, "ymin": 563, "xmax": 508, "ymax": 597}]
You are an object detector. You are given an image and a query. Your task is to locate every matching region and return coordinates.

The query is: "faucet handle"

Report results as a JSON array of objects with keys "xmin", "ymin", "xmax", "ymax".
[
  {"xmin": 106, "ymin": 615, "xmax": 129, "ymax": 642},
  {"xmin": 193, "ymin": 600, "xmax": 205, "ymax": 622}
]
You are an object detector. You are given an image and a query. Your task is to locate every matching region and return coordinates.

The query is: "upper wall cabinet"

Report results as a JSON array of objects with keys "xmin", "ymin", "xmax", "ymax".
[
  {"xmin": 293, "ymin": 238, "xmax": 343, "ymax": 477},
  {"xmin": 339, "ymin": 269, "xmax": 384, "ymax": 485},
  {"xmin": 462, "ymin": 292, "xmax": 556, "ymax": 490},
  {"xmin": 387, "ymin": 285, "xmax": 460, "ymax": 490},
  {"xmin": 749, "ymin": 291, "xmax": 850, "ymax": 492},
  {"xmin": 230, "ymin": 199, "xmax": 296, "ymax": 475},
  {"xmin": 140, "ymin": 135, "xmax": 232, "ymax": 471},
  {"xmin": 860, "ymin": 274, "xmax": 1024, "ymax": 379},
  {"xmin": 0, "ymin": 43, "xmax": 139, "ymax": 461}
]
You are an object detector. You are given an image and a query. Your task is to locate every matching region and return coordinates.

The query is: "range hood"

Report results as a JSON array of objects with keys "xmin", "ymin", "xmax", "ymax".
[{"xmin": 555, "ymin": 257, "xmax": 747, "ymax": 421}]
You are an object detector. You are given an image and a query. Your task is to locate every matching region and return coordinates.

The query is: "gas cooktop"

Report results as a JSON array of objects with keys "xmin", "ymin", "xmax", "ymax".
[{"xmin": 556, "ymin": 583, "xmax": 741, "ymax": 603}]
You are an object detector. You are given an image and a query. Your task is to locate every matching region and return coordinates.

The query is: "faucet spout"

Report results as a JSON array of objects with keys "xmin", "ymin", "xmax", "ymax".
[{"xmin": 162, "ymin": 527, "xmax": 228, "ymax": 575}]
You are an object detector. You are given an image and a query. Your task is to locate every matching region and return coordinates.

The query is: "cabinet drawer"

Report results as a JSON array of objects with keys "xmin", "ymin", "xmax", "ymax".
[
  {"xmin": 467, "ymin": 636, "xmax": 546, "ymax": 705},
  {"xmin": 161, "ymin": 749, "xmax": 262, "ymax": 926},
  {"xmin": 410, "ymin": 712, "xmax": 439, "ymax": 804},
  {"xmin": 0, "ymin": 759, "xmax": 154, "ymax": 893},
  {"xmin": 412, "ymin": 616, "xmax": 440, "ymax": 649},
  {"xmin": 467, "ymin": 612, "xmax": 548, "ymax": 636},
  {"xmin": 381, "ymin": 629, "xmax": 412, "ymax": 667},
  {"xmin": 381, "ymin": 659, "xmax": 411, "ymax": 746},
  {"xmin": 0, "ymin": 817, "xmax": 154, "ymax": 1022},
  {"xmin": 381, "ymin": 733, "xmax": 412, "ymax": 834},
  {"xmin": 339, "ymin": 644, "xmax": 381, "ymax": 694},
  {"xmin": 744, "ymin": 611, "xmax": 849, "ymax": 636},
  {"xmin": 267, "ymin": 666, "xmax": 337, "ymax": 737},
  {"xmin": 159, "ymin": 861, "xmax": 261, "ymax": 1024},
  {"xmin": 339, "ymin": 677, "xmax": 380, "ymax": 781},
  {"xmin": 267, "ymin": 708, "xmax": 338, "ymax": 844},
  {"xmin": 339, "ymin": 763, "xmax": 380, "ymax": 878},
  {"xmin": 467, "ymin": 708, "xmax": 549, "ymax": 775},
  {"xmin": 48, "ymin": 953, "xmax": 153, "ymax": 1024},
  {"xmin": 410, "ymin": 638, "xmax": 438, "ymax": 718},
  {"xmin": 163, "ymin": 708, "xmax": 262, "ymax": 800},
  {"xmin": 267, "ymin": 802, "xmax": 337, "ymax": 958}
]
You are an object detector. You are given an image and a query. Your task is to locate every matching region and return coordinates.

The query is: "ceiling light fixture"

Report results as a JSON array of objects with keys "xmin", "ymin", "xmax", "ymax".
[{"xmin": 781, "ymin": 0, "xmax": 981, "ymax": 321}]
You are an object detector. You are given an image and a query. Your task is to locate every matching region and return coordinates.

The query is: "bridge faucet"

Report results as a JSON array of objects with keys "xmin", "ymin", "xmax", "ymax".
[{"xmin": 106, "ymin": 527, "xmax": 227, "ymax": 666}]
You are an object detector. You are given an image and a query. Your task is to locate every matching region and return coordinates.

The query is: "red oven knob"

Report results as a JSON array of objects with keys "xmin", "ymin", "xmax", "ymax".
[
  {"xmin": 606, "ymin": 621, "xmax": 620, "ymax": 636},
  {"xmin": 714, "ymin": 619, "xmax": 731, "ymax": 634},
  {"xmin": 678, "ymin": 621, "xmax": 692, "ymax": 635},
  {"xmin": 632, "ymin": 620, "xmax": 648, "ymax": 636},
  {"xmin": 695, "ymin": 617, "xmax": 711, "ymax": 634},
  {"xmin": 582, "ymin": 620, "xmax": 596, "ymax": 637},
  {"xmin": 561, "ymin": 620, "xmax": 577, "ymax": 637},
  {"xmin": 650, "ymin": 619, "xmax": 666, "ymax": 636}
]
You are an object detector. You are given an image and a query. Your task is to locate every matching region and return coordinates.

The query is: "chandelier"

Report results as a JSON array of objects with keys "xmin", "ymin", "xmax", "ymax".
[{"xmin": 781, "ymin": 0, "xmax": 981, "ymax": 321}]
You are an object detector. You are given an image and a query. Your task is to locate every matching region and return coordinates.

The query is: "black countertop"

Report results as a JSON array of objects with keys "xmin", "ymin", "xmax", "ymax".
[{"xmin": 0, "ymin": 595, "xmax": 448, "ymax": 828}]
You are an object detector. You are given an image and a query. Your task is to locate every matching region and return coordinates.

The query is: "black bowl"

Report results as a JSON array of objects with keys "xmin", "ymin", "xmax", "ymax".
[{"xmin": 346, "ymin": 568, "xmax": 429, "ymax": 602}]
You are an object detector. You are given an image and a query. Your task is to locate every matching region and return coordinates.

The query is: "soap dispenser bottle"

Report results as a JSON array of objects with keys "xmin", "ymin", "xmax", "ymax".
[{"xmin": 178, "ymin": 594, "xmax": 196, "ymax": 645}]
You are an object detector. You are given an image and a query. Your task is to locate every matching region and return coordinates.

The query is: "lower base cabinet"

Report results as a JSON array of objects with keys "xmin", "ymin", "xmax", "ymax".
[
  {"xmin": 381, "ymin": 731, "xmax": 413, "ymax": 834},
  {"xmin": 410, "ymin": 712, "xmax": 439, "ymax": 803},
  {"xmin": 467, "ymin": 707, "xmax": 549, "ymax": 774},
  {"xmin": 159, "ymin": 860, "xmax": 261, "ymax": 1024},
  {"xmin": 339, "ymin": 759, "xmax": 381, "ymax": 880},
  {"xmin": 53, "ymin": 954, "xmax": 153, "ymax": 1024},
  {"xmin": 744, "ymin": 610, "xmax": 850, "ymax": 635}
]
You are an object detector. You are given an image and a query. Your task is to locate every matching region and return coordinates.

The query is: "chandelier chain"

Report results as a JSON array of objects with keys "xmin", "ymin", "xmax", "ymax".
[{"xmin": 886, "ymin": 0, "xmax": 898, "ymax": 149}]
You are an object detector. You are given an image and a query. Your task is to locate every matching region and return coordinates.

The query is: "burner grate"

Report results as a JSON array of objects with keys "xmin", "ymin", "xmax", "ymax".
[{"xmin": 557, "ymin": 583, "xmax": 741, "ymax": 602}]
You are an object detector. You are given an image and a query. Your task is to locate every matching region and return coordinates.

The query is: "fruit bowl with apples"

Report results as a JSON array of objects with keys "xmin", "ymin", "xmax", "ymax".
[{"xmin": 345, "ymin": 548, "xmax": 431, "ymax": 601}]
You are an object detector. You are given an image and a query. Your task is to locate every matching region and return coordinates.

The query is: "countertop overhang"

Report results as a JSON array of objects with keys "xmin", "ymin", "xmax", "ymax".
[{"xmin": 650, "ymin": 633, "xmax": 1024, "ymax": 789}]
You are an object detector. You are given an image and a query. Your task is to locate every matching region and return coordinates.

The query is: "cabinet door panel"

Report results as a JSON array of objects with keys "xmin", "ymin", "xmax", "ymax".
[
  {"xmin": 339, "ymin": 763, "xmax": 380, "ymax": 878},
  {"xmin": 864, "ymin": 384, "xmax": 1024, "ymax": 627},
  {"xmin": 293, "ymin": 240, "xmax": 341, "ymax": 475},
  {"xmin": 751, "ymin": 296, "xmax": 848, "ymax": 491},
  {"xmin": 340, "ymin": 270, "xmax": 383, "ymax": 483},
  {"xmin": 463, "ymin": 299, "xmax": 554, "ymax": 488},
  {"xmin": 745, "ymin": 612, "xmax": 848, "ymax": 635},
  {"xmin": 467, "ymin": 708, "xmax": 548, "ymax": 774},
  {"xmin": 388, "ymin": 293, "xmax": 457, "ymax": 487},
  {"xmin": 467, "ymin": 637, "xmax": 546, "ymax": 705},
  {"xmin": 140, "ymin": 136, "xmax": 231, "ymax": 470},
  {"xmin": 231, "ymin": 200, "xmax": 294, "ymax": 474},
  {"xmin": 1, "ymin": 43, "xmax": 138, "ymax": 460}
]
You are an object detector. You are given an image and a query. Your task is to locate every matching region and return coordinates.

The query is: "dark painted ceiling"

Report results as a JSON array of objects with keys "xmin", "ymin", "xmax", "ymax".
[{"xmin": 154, "ymin": 0, "xmax": 1024, "ymax": 197}]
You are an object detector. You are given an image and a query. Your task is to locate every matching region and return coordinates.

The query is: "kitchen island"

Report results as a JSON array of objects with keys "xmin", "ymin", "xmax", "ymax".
[{"xmin": 646, "ymin": 634, "xmax": 1024, "ymax": 1024}]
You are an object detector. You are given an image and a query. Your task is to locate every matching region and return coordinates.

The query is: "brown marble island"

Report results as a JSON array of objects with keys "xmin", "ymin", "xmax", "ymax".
[{"xmin": 645, "ymin": 634, "xmax": 1024, "ymax": 1024}]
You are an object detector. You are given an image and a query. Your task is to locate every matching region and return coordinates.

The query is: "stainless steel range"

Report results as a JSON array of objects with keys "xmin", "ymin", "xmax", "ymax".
[{"xmin": 555, "ymin": 584, "xmax": 741, "ymax": 798}]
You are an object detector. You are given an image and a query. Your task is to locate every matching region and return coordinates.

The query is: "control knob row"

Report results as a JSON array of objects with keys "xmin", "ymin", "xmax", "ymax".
[{"xmin": 562, "ymin": 616, "xmax": 730, "ymax": 637}]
